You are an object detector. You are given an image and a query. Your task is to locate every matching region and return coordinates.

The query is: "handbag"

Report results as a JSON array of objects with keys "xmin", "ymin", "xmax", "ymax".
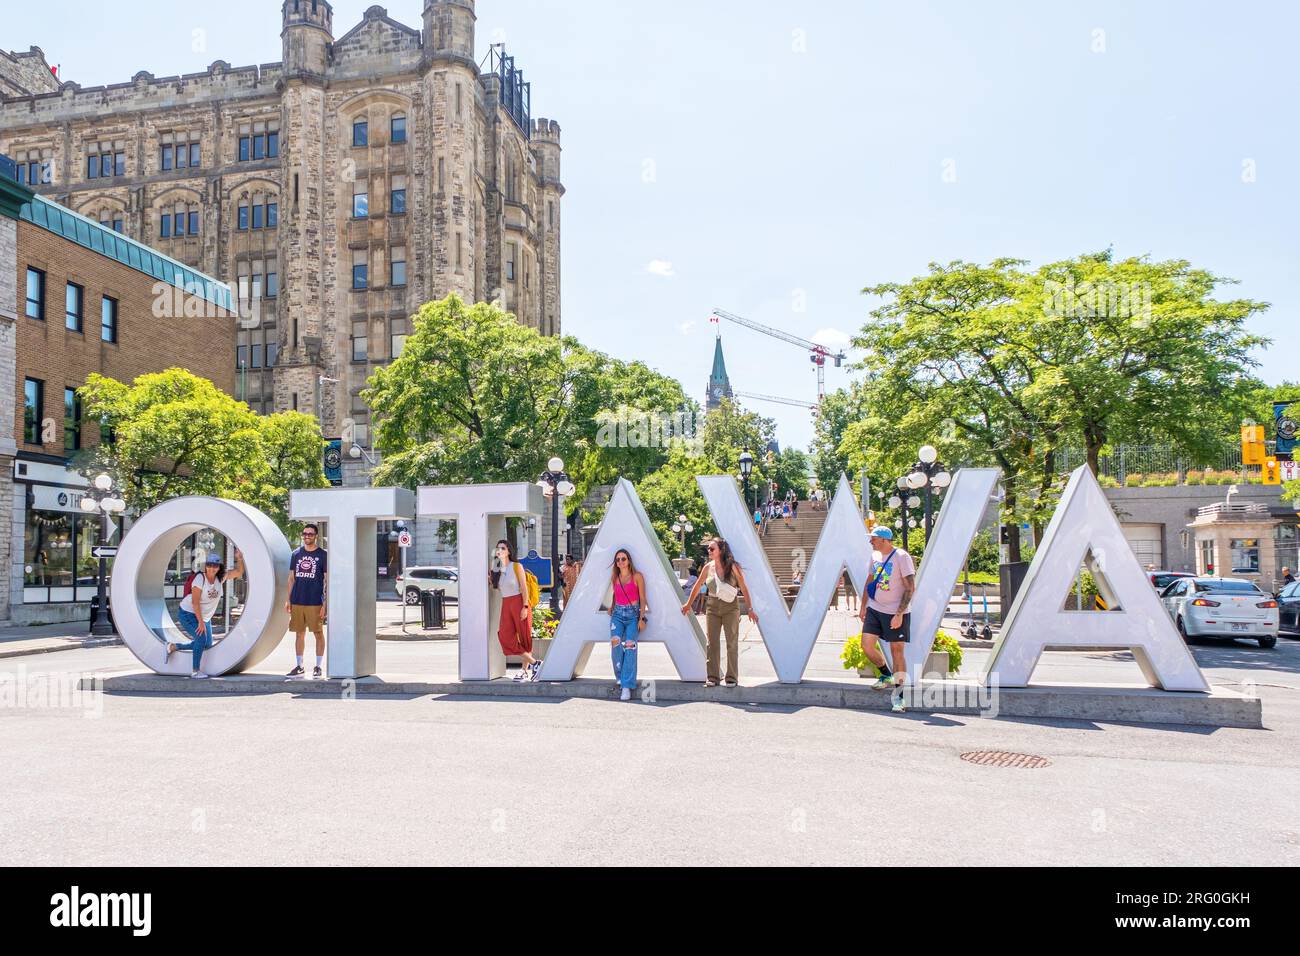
[
  {"xmin": 711, "ymin": 565, "xmax": 740, "ymax": 603},
  {"xmin": 866, "ymin": 552, "xmax": 896, "ymax": 601}
]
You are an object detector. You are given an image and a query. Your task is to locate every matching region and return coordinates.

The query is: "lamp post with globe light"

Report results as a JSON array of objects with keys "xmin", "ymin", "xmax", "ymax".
[
  {"xmin": 906, "ymin": 445, "xmax": 952, "ymax": 540},
  {"xmin": 537, "ymin": 457, "xmax": 576, "ymax": 615},
  {"xmin": 739, "ymin": 451, "xmax": 754, "ymax": 513},
  {"xmin": 80, "ymin": 473, "xmax": 127, "ymax": 636},
  {"xmin": 888, "ymin": 477, "xmax": 924, "ymax": 551},
  {"xmin": 671, "ymin": 514, "xmax": 694, "ymax": 559}
]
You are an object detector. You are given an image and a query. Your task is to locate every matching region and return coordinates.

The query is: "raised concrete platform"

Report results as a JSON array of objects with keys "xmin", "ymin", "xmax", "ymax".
[{"xmin": 80, "ymin": 672, "xmax": 1263, "ymax": 729}]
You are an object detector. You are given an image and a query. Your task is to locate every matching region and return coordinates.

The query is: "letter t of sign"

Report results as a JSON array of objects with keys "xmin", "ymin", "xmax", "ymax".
[
  {"xmin": 290, "ymin": 488, "xmax": 416, "ymax": 680},
  {"xmin": 417, "ymin": 483, "xmax": 545, "ymax": 681}
]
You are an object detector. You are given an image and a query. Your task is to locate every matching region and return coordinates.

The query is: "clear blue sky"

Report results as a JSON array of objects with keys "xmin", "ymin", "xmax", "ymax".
[{"xmin": 10, "ymin": 0, "xmax": 1296, "ymax": 452}]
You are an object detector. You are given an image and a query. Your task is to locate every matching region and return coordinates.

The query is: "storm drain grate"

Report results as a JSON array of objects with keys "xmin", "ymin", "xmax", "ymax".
[{"xmin": 960, "ymin": 750, "xmax": 1052, "ymax": 770}]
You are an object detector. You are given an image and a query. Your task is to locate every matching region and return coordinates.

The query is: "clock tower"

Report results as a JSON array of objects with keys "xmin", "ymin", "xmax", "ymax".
[{"xmin": 706, "ymin": 331, "xmax": 734, "ymax": 413}]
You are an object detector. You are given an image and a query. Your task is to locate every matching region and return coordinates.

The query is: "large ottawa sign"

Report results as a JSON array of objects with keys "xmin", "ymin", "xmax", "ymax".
[{"xmin": 110, "ymin": 467, "xmax": 1209, "ymax": 693}]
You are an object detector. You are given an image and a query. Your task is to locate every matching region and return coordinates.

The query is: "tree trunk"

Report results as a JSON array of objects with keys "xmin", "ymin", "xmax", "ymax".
[{"xmin": 1004, "ymin": 487, "xmax": 1022, "ymax": 564}]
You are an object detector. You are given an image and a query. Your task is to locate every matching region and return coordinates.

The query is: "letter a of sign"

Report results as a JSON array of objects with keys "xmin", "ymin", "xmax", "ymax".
[
  {"xmin": 983, "ymin": 466, "xmax": 1209, "ymax": 692},
  {"xmin": 698, "ymin": 473, "xmax": 872, "ymax": 684},
  {"xmin": 539, "ymin": 479, "xmax": 706, "ymax": 682}
]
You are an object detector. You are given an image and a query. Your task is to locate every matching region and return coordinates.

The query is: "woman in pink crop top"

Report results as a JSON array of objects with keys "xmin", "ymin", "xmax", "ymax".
[{"xmin": 609, "ymin": 549, "xmax": 649, "ymax": 702}]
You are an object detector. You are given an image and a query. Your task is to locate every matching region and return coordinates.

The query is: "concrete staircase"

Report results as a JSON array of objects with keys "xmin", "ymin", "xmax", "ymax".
[{"xmin": 756, "ymin": 503, "xmax": 836, "ymax": 603}]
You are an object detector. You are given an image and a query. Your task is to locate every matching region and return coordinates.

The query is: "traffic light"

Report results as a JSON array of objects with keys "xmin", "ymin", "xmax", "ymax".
[
  {"xmin": 1242, "ymin": 425, "xmax": 1267, "ymax": 466},
  {"xmin": 1263, "ymin": 458, "xmax": 1281, "ymax": 486}
]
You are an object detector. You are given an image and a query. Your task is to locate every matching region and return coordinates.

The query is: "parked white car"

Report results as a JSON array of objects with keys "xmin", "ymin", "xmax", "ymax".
[
  {"xmin": 1159, "ymin": 577, "xmax": 1279, "ymax": 649},
  {"xmin": 396, "ymin": 567, "xmax": 459, "ymax": 606}
]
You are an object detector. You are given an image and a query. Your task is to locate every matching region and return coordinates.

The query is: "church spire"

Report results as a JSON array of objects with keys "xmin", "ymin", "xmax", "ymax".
[{"xmin": 707, "ymin": 330, "xmax": 733, "ymax": 412}]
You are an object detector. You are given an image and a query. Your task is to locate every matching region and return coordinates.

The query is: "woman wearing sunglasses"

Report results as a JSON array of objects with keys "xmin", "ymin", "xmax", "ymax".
[
  {"xmin": 680, "ymin": 538, "xmax": 758, "ymax": 687},
  {"xmin": 608, "ymin": 549, "xmax": 648, "ymax": 702},
  {"xmin": 492, "ymin": 539, "xmax": 540, "ymax": 681}
]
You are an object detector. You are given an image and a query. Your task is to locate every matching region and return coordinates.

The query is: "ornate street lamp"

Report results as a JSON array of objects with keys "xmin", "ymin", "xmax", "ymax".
[
  {"xmin": 80, "ymin": 473, "xmax": 127, "ymax": 637},
  {"xmin": 908, "ymin": 445, "xmax": 952, "ymax": 540},
  {"xmin": 537, "ymin": 457, "xmax": 576, "ymax": 615}
]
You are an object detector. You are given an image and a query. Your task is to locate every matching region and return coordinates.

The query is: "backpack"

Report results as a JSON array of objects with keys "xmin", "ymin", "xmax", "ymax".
[
  {"xmin": 525, "ymin": 570, "xmax": 541, "ymax": 608},
  {"xmin": 181, "ymin": 572, "xmax": 199, "ymax": 598}
]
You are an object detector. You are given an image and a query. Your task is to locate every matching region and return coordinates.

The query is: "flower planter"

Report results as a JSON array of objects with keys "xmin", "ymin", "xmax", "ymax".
[{"xmin": 923, "ymin": 650, "xmax": 953, "ymax": 680}]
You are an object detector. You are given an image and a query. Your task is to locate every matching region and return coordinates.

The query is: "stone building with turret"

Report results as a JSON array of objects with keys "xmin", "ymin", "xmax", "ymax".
[{"xmin": 0, "ymin": 1, "xmax": 564, "ymax": 457}]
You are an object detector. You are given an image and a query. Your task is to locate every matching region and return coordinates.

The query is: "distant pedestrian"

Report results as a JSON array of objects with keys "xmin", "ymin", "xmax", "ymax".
[
  {"xmin": 782, "ymin": 501, "xmax": 792, "ymax": 528},
  {"xmin": 167, "ymin": 551, "xmax": 246, "ymax": 680},
  {"xmin": 1283, "ymin": 567, "xmax": 1296, "ymax": 586},
  {"xmin": 841, "ymin": 572, "xmax": 857, "ymax": 613},
  {"xmin": 285, "ymin": 525, "xmax": 328, "ymax": 679},
  {"xmin": 791, "ymin": 497, "xmax": 799, "ymax": 523},
  {"xmin": 562, "ymin": 554, "xmax": 579, "ymax": 608},
  {"xmin": 681, "ymin": 538, "xmax": 758, "ymax": 688}
]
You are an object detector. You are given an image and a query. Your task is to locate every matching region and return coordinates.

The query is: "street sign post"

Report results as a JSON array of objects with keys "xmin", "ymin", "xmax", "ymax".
[{"xmin": 91, "ymin": 546, "xmax": 118, "ymax": 560}]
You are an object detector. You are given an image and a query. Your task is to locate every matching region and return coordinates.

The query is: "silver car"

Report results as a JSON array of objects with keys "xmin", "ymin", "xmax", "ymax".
[
  {"xmin": 396, "ymin": 566, "xmax": 459, "ymax": 606},
  {"xmin": 1160, "ymin": 577, "xmax": 1279, "ymax": 649}
]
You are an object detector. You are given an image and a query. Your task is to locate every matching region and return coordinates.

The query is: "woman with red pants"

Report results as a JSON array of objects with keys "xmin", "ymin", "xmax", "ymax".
[{"xmin": 493, "ymin": 540, "xmax": 539, "ymax": 681}]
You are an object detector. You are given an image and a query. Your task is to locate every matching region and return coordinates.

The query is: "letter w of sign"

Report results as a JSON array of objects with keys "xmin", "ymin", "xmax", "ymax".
[{"xmin": 697, "ymin": 474, "xmax": 874, "ymax": 684}]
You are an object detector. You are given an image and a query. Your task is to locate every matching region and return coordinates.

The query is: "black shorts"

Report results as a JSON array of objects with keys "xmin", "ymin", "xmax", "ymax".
[{"xmin": 863, "ymin": 606, "xmax": 910, "ymax": 644}]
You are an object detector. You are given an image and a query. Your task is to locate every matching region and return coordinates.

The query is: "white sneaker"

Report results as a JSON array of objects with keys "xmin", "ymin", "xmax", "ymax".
[
  {"xmin": 512, "ymin": 669, "xmax": 527, "ymax": 682},
  {"xmin": 191, "ymin": 672, "xmax": 211, "ymax": 681},
  {"xmin": 528, "ymin": 662, "xmax": 543, "ymax": 682},
  {"xmin": 620, "ymin": 687, "xmax": 632, "ymax": 702}
]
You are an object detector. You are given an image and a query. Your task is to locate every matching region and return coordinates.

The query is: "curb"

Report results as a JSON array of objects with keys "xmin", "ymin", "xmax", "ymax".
[
  {"xmin": 0, "ymin": 637, "xmax": 123, "ymax": 661},
  {"xmin": 80, "ymin": 672, "xmax": 1264, "ymax": 729}
]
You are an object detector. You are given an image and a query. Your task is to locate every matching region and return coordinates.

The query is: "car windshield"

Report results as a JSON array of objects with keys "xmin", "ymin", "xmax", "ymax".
[
  {"xmin": 1195, "ymin": 581, "xmax": 1262, "ymax": 595},
  {"xmin": 1152, "ymin": 574, "xmax": 1188, "ymax": 589}
]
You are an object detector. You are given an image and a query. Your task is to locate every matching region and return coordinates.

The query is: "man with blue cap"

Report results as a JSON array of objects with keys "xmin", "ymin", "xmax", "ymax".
[{"xmin": 858, "ymin": 526, "xmax": 916, "ymax": 713}]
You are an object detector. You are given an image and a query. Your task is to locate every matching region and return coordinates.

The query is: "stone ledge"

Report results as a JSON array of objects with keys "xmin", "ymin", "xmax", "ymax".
[{"xmin": 79, "ymin": 672, "xmax": 1263, "ymax": 729}]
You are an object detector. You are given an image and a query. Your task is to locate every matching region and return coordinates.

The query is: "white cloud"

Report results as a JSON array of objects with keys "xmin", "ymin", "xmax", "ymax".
[
  {"xmin": 679, "ymin": 321, "xmax": 696, "ymax": 336},
  {"xmin": 811, "ymin": 328, "xmax": 852, "ymax": 349},
  {"xmin": 645, "ymin": 259, "xmax": 676, "ymax": 278}
]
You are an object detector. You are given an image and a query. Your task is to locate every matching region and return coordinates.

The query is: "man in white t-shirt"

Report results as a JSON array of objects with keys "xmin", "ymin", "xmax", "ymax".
[
  {"xmin": 167, "ymin": 551, "xmax": 245, "ymax": 679},
  {"xmin": 858, "ymin": 527, "xmax": 916, "ymax": 713}
]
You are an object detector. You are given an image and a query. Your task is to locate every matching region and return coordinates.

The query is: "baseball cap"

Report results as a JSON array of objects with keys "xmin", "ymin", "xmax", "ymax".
[
  {"xmin": 205, "ymin": 554, "xmax": 222, "ymax": 566},
  {"xmin": 871, "ymin": 527, "xmax": 895, "ymax": 541}
]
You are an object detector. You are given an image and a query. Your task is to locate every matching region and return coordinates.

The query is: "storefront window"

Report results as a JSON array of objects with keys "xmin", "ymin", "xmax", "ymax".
[
  {"xmin": 24, "ymin": 508, "xmax": 104, "ymax": 601},
  {"xmin": 25, "ymin": 510, "xmax": 73, "ymax": 587}
]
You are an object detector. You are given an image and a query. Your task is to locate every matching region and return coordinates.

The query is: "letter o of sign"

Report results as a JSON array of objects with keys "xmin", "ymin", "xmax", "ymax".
[{"xmin": 111, "ymin": 497, "xmax": 292, "ymax": 677}]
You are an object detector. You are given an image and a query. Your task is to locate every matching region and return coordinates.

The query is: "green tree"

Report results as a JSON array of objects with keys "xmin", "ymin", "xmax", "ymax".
[
  {"xmin": 634, "ymin": 445, "xmax": 718, "ymax": 559},
  {"xmin": 77, "ymin": 368, "xmax": 327, "ymax": 529},
  {"xmin": 850, "ymin": 253, "xmax": 1270, "ymax": 558},
  {"xmin": 365, "ymin": 295, "xmax": 691, "ymax": 505},
  {"xmin": 810, "ymin": 387, "xmax": 866, "ymax": 489}
]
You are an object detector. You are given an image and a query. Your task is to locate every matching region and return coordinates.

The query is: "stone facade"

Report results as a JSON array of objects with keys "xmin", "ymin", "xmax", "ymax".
[
  {"xmin": 0, "ymin": 212, "xmax": 17, "ymax": 621},
  {"xmin": 0, "ymin": 1, "xmax": 564, "ymax": 447}
]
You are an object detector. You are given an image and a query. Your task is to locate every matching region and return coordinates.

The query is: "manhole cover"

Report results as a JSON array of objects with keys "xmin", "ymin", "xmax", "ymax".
[{"xmin": 960, "ymin": 750, "xmax": 1052, "ymax": 769}]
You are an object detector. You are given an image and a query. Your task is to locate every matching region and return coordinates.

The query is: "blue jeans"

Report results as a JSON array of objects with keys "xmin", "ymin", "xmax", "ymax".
[
  {"xmin": 176, "ymin": 609, "xmax": 212, "ymax": 672},
  {"xmin": 610, "ymin": 604, "xmax": 641, "ymax": 690}
]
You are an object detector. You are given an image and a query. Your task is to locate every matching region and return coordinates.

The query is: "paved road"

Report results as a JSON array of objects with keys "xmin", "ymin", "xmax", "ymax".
[{"xmin": 1, "ymin": 634, "xmax": 1297, "ymax": 866}]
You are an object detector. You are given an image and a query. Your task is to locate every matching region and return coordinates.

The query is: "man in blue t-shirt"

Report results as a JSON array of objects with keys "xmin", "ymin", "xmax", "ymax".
[{"xmin": 285, "ymin": 524, "xmax": 328, "ymax": 678}]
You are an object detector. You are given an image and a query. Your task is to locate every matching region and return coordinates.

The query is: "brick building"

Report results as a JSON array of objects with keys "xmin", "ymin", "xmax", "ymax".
[
  {"xmin": 1, "ymin": 158, "xmax": 236, "ymax": 624},
  {"xmin": 0, "ymin": 0, "xmax": 564, "ymax": 453}
]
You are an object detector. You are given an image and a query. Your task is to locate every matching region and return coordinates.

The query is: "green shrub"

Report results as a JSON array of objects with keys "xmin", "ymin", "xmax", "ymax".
[
  {"xmin": 840, "ymin": 634, "xmax": 877, "ymax": 674},
  {"xmin": 843, "ymin": 629, "xmax": 964, "ymax": 675}
]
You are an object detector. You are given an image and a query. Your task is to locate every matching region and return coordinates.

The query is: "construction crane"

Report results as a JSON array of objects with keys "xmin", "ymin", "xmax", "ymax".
[
  {"xmin": 733, "ymin": 390, "xmax": 819, "ymax": 412},
  {"xmin": 711, "ymin": 308, "xmax": 847, "ymax": 402}
]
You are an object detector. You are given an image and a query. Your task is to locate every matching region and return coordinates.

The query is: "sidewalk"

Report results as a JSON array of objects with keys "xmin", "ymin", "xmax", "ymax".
[{"xmin": 0, "ymin": 619, "xmax": 121, "ymax": 660}]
